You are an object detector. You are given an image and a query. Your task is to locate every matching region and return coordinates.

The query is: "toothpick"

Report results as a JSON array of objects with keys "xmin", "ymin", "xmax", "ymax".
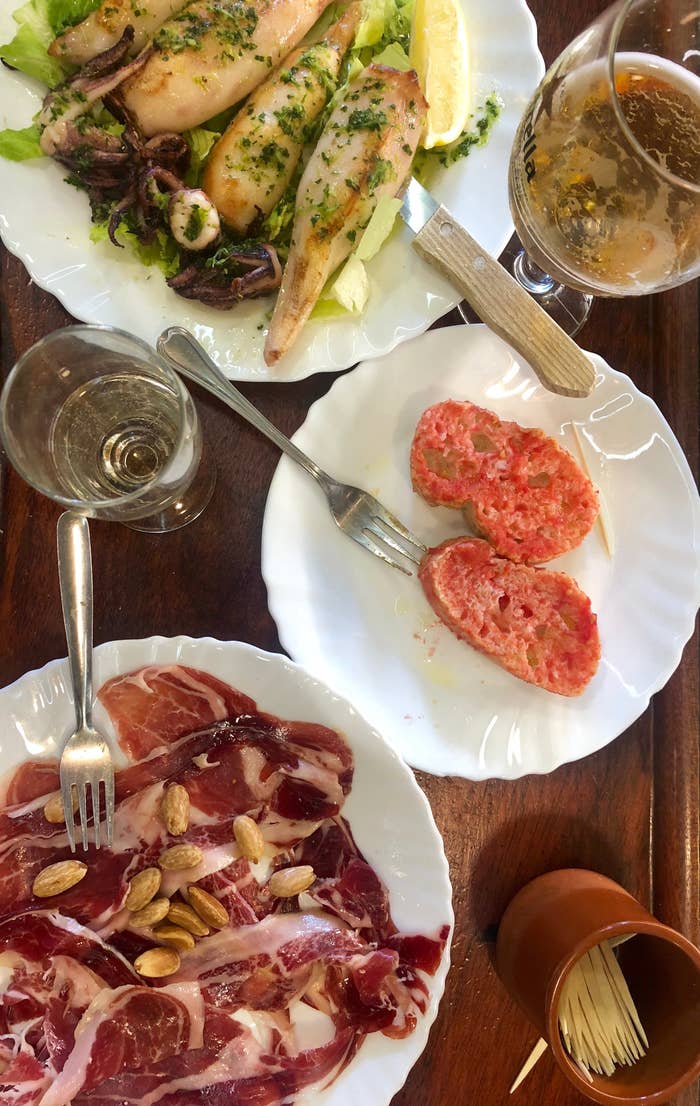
[
  {"xmin": 570, "ymin": 422, "xmax": 615, "ymax": 558},
  {"xmin": 509, "ymin": 1037, "xmax": 549, "ymax": 1093},
  {"xmin": 556, "ymin": 937, "xmax": 648, "ymax": 1078}
]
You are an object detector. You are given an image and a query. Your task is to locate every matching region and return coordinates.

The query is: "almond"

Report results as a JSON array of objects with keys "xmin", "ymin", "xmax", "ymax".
[
  {"xmin": 32, "ymin": 860, "xmax": 87, "ymax": 898},
  {"xmin": 160, "ymin": 784, "xmax": 190, "ymax": 836},
  {"xmin": 185, "ymin": 885, "xmax": 229, "ymax": 930},
  {"xmin": 130, "ymin": 896, "xmax": 170, "ymax": 928},
  {"xmin": 159, "ymin": 844, "xmax": 203, "ymax": 871},
  {"xmin": 167, "ymin": 901, "xmax": 210, "ymax": 937},
  {"xmin": 134, "ymin": 947, "xmax": 181, "ymax": 978},
  {"xmin": 124, "ymin": 867, "xmax": 162, "ymax": 912},
  {"xmin": 233, "ymin": 814, "xmax": 264, "ymax": 863},
  {"xmin": 43, "ymin": 791, "xmax": 78, "ymax": 825},
  {"xmin": 152, "ymin": 924, "xmax": 196, "ymax": 951},
  {"xmin": 268, "ymin": 865, "xmax": 316, "ymax": 899}
]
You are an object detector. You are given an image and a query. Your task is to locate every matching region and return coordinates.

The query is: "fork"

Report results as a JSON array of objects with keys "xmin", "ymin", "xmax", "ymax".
[
  {"xmin": 157, "ymin": 327, "xmax": 427, "ymax": 574},
  {"xmin": 57, "ymin": 511, "xmax": 115, "ymax": 850}
]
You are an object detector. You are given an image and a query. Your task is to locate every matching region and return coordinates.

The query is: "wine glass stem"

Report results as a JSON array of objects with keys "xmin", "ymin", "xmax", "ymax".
[{"xmin": 512, "ymin": 251, "xmax": 557, "ymax": 296}]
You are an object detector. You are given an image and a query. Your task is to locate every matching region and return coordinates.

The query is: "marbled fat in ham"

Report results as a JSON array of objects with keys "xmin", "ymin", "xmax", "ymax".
[{"xmin": 0, "ymin": 666, "xmax": 448, "ymax": 1106}]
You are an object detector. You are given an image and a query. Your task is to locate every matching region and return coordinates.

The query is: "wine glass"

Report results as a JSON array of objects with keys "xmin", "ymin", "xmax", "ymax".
[
  {"xmin": 503, "ymin": 0, "xmax": 700, "ymax": 335},
  {"xmin": 0, "ymin": 325, "xmax": 215, "ymax": 532}
]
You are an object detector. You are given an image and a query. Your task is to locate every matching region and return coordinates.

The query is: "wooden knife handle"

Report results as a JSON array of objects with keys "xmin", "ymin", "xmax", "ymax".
[{"xmin": 411, "ymin": 203, "xmax": 596, "ymax": 398}]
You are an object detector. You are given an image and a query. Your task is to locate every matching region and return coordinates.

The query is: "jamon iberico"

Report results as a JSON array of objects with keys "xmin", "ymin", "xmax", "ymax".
[{"xmin": 0, "ymin": 665, "xmax": 448, "ymax": 1106}]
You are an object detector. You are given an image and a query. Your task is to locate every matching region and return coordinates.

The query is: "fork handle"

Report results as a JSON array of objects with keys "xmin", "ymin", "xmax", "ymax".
[
  {"xmin": 57, "ymin": 512, "xmax": 94, "ymax": 731},
  {"xmin": 157, "ymin": 328, "xmax": 333, "ymax": 489}
]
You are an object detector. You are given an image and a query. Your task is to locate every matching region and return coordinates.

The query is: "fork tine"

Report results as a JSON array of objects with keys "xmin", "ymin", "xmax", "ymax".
[
  {"xmin": 91, "ymin": 777, "xmax": 102, "ymax": 851},
  {"xmin": 104, "ymin": 769, "xmax": 115, "ymax": 849},
  {"xmin": 354, "ymin": 529, "xmax": 412, "ymax": 575},
  {"xmin": 76, "ymin": 780, "xmax": 89, "ymax": 851},
  {"xmin": 61, "ymin": 774, "xmax": 76, "ymax": 853},
  {"xmin": 371, "ymin": 508, "xmax": 428, "ymax": 553},
  {"xmin": 364, "ymin": 519, "xmax": 423, "ymax": 565}
]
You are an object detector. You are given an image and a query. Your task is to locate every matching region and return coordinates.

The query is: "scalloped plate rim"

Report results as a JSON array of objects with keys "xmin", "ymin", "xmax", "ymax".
[{"xmin": 0, "ymin": 633, "xmax": 453, "ymax": 1106}]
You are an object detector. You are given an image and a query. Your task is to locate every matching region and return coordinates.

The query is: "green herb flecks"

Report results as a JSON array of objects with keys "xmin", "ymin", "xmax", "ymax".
[
  {"xmin": 414, "ymin": 94, "xmax": 503, "ymax": 182},
  {"xmin": 346, "ymin": 106, "xmax": 387, "ymax": 133}
]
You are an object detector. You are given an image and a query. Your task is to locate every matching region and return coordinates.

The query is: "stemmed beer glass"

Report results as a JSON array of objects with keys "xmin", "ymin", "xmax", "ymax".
[
  {"xmin": 506, "ymin": 0, "xmax": 700, "ymax": 334},
  {"xmin": 0, "ymin": 325, "xmax": 215, "ymax": 532}
]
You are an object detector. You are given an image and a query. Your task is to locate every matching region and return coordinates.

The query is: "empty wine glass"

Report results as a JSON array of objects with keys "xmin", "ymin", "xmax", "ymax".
[
  {"xmin": 0, "ymin": 325, "xmax": 215, "ymax": 532},
  {"xmin": 501, "ymin": 0, "xmax": 700, "ymax": 334}
]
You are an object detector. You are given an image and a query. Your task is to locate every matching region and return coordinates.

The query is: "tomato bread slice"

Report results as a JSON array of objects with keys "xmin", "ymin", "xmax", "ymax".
[
  {"xmin": 419, "ymin": 538, "xmax": 600, "ymax": 695},
  {"xmin": 410, "ymin": 400, "xmax": 599, "ymax": 563}
]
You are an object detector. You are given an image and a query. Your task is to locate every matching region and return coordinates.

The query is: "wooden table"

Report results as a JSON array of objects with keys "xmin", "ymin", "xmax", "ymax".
[{"xmin": 1, "ymin": 0, "xmax": 698, "ymax": 1101}]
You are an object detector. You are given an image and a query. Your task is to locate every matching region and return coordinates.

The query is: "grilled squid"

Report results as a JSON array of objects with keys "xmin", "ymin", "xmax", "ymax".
[
  {"xmin": 203, "ymin": 3, "xmax": 361, "ymax": 235},
  {"xmin": 119, "ymin": 0, "xmax": 335, "ymax": 137},
  {"xmin": 264, "ymin": 66, "xmax": 428, "ymax": 367}
]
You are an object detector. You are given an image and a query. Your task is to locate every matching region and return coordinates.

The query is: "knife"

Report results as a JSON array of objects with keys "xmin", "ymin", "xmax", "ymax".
[{"xmin": 400, "ymin": 177, "xmax": 596, "ymax": 398}]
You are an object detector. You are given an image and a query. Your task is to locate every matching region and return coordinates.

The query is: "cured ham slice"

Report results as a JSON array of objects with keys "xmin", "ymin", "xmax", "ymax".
[
  {"xmin": 97, "ymin": 665, "xmax": 257, "ymax": 760},
  {"xmin": 0, "ymin": 666, "xmax": 448, "ymax": 1106},
  {"xmin": 0, "ymin": 712, "xmax": 353, "ymax": 927}
]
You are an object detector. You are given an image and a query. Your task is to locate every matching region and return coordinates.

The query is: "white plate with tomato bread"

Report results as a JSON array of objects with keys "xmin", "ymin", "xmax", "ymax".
[{"xmin": 262, "ymin": 324, "xmax": 700, "ymax": 780}]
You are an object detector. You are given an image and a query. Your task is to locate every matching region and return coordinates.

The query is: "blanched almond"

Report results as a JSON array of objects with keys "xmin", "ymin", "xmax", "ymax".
[
  {"xmin": 159, "ymin": 844, "xmax": 203, "ymax": 871},
  {"xmin": 186, "ymin": 885, "xmax": 229, "ymax": 929},
  {"xmin": 268, "ymin": 865, "xmax": 315, "ymax": 898},
  {"xmin": 233, "ymin": 814, "xmax": 264, "ymax": 863},
  {"xmin": 152, "ymin": 924, "xmax": 196, "ymax": 951},
  {"xmin": 167, "ymin": 901, "xmax": 210, "ymax": 936},
  {"xmin": 32, "ymin": 860, "xmax": 87, "ymax": 897},
  {"xmin": 130, "ymin": 896, "xmax": 170, "ymax": 928},
  {"xmin": 160, "ymin": 784, "xmax": 190, "ymax": 836},
  {"xmin": 43, "ymin": 791, "xmax": 78, "ymax": 824},
  {"xmin": 134, "ymin": 947, "xmax": 181, "ymax": 977},
  {"xmin": 125, "ymin": 867, "xmax": 162, "ymax": 912}
]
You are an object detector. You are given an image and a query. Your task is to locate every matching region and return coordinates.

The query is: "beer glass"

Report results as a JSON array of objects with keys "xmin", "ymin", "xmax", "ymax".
[
  {"xmin": 506, "ymin": 0, "xmax": 700, "ymax": 334},
  {"xmin": 0, "ymin": 325, "xmax": 215, "ymax": 532}
]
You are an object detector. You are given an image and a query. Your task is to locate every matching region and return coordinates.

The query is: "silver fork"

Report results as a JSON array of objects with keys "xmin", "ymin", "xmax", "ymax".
[
  {"xmin": 157, "ymin": 327, "xmax": 427, "ymax": 575},
  {"xmin": 57, "ymin": 511, "xmax": 115, "ymax": 850}
]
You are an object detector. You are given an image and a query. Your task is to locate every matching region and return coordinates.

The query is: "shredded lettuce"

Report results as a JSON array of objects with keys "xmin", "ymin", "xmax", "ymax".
[
  {"xmin": 371, "ymin": 41, "xmax": 411, "ymax": 70},
  {"xmin": 0, "ymin": 0, "xmax": 65, "ymax": 86},
  {"xmin": 354, "ymin": 0, "xmax": 414, "ymax": 53},
  {"xmin": 327, "ymin": 254, "xmax": 370, "ymax": 313},
  {"xmin": 47, "ymin": 0, "xmax": 99, "ymax": 34},
  {"xmin": 184, "ymin": 127, "xmax": 220, "ymax": 187},
  {"xmin": 0, "ymin": 123, "xmax": 43, "ymax": 159},
  {"xmin": 90, "ymin": 220, "xmax": 180, "ymax": 278},
  {"xmin": 356, "ymin": 195, "xmax": 402, "ymax": 260},
  {"xmin": 0, "ymin": 0, "xmax": 99, "ymax": 86}
]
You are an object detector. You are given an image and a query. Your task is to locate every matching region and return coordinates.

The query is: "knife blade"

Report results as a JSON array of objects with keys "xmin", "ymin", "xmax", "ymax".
[{"xmin": 400, "ymin": 177, "xmax": 596, "ymax": 398}]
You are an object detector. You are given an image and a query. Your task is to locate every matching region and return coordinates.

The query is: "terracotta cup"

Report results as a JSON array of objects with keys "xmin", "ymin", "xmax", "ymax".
[{"xmin": 496, "ymin": 869, "xmax": 700, "ymax": 1105}]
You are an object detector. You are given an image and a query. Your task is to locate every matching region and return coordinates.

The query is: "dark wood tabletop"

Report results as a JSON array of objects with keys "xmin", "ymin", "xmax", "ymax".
[{"xmin": 1, "ymin": 0, "xmax": 698, "ymax": 1102}]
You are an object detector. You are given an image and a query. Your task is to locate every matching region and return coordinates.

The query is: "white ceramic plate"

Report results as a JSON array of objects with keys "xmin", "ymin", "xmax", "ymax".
[
  {"xmin": 262, "ymin": 324, "xmax": 700, "ymax": 780},
  {"xmin": 0, "ymin": 0, "xmax": 543, "ymax": 381},
  {"xmin": 0, "ymin": 635, "xmax": 452, "ymax": 1106}
]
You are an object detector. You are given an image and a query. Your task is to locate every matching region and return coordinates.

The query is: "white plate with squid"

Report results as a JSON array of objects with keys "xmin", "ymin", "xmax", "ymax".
[{"xmin": 0, "ymin": 0, "xmax": 543, "ymax": 381}]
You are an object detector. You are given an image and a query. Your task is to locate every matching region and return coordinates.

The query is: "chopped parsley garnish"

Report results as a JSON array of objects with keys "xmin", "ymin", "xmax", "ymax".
[{"xmin": 346, "ymin": 107, "xmax": 387, "ymax": 132}]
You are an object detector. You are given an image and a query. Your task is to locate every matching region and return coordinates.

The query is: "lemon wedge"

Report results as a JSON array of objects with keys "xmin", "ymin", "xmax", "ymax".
[{"xmin": 410, "ymin": 0, "xmax": 471, "ymax": 148}]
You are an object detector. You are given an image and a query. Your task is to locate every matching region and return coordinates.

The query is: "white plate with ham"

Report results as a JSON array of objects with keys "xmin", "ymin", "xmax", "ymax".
[{"xmin": 0, "ymin": 636, "xmax": 452, "ymax": 1106}]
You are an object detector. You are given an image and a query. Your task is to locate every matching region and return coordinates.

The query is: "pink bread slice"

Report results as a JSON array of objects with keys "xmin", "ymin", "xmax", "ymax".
[
  {"xmin": 419, "ymin": 538, "xmax": 600, "ymax": 696},
  {"xmin": 410, "ymin": 400, "xmax": 599, "ymax": 564}
]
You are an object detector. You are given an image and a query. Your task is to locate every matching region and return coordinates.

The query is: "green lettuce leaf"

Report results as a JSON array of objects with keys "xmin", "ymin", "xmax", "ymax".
[
  {"xmin": 356, "ymin": 195, "xmax": 401, "ymax": 260},
  {"xmin": 0, "ymin": 123, "xmax": 43, "ymax": 159},
  {"xmin": 371, "ymin": 41, "xmax": 411, "ymax": 70},
  {"xmin": 184, "ymin": 127, "xmax": 220, "ymax": 186},
  {"xmin": 0, "ymin": 0, "xmax": 66, "ymax": 86},
  {"xmin": 90, "ymin": 219, "xmax": 181, "ymax": 278},
  {"xmin": 47, "ymin": 0, "xmax": 100, "ymax": 34},
  {"xmin": 0, "ymin": 0, "xmax": 99, "ymax": 87}
]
